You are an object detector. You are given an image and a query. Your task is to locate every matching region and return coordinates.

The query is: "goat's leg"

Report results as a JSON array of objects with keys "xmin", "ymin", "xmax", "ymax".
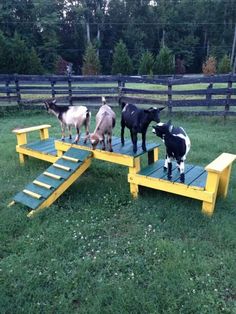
[
  {"xmin": 68, "ymin": 125, "xmax": 72, "ymax": 140},
  {"xmin": 164, "ymin": 154, "xmax": 168, "ymax": 171},
  {"xmin": 108, "ymin": 133, "xmax": 113, "ymax": 152},
  {"xmin": 101, "ymin": 135, "xmax": 105, "ymax": 150},
  {"xmin": 74, "ymin": 126, "xmax": 80, "ymax": 143},
  {"xmin": 167, "ymin": 156, "xmax": 172, "ymax": 180},
  {"xmin": 179, "ymin": 159, "xmax": 185, "ymax": 183},
  {"xmin": 141, "ymin": 132, "xmax": 147, "ymax": 151},
  {"xmin": 121, "ymin": 120, "xmax": 125, "ymax": 146},
  {"xmin": 132, "ymin": 130, "xmax": 138, "ymax": 154},
  {"xmin": 61, "ymin": 122, "xmax": 66, "ymax": 141},
  {"xmin": 84, "ymin": 121, "xmax": 90, "ymax": 144}
]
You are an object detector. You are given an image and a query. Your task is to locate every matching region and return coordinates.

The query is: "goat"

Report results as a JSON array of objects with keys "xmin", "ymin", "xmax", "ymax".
[
  {"xmin": 44, "ymin": 99, "xmax": 91, "ymax": 143},
  {"xmin": 120, "ymin": 102, "xmax": 165, "ymax": 153},
  {"xmin": 89, "ymin": 97, "xmax": 116, "ymax": 151},
  {"xmin": 152, "ymin": 121, "xmax": 191, "ymax": 183}
]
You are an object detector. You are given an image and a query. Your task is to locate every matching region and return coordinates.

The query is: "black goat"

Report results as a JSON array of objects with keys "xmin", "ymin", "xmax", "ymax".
[
  {"xmin": 121, "ymin": 102, "xmax": 165, "ymax": 153},
  {"xmin": 152, "ymin": 121, "xmax": 191, "ymax": 183}
]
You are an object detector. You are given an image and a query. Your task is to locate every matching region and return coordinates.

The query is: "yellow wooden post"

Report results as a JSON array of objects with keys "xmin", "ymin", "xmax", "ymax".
[
  {"xmin": 153, "ymin": 147, "xmax": 159, "ymax": 162},
  {"xmin": 16, "ymin": 133, "xmax": 27, "ymax": 164},
  {"xmin": 202, "ymin": 172, "xmax": 220, "ymax": 216},
  {"xmin": 218, "ymin": 164, "xmax": 233, "ymax": 198},
  {"xmin": 129, "ymin": 157, "xmax": 141, "ymax": 198},
  {"xmin": 39, "ymin": 128, "xmax": 49, "ymax": 140}
]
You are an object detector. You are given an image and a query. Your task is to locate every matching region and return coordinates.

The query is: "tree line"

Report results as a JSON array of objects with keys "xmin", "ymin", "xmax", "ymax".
[{"xmin": 0, "ymin": 0, "xmax": 235, "ymax": 75}]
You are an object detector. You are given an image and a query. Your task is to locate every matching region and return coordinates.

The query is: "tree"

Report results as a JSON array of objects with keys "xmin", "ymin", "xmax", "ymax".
[
  {"xmin": 27, "ymin": 48, "xmax": 44, "ymax": 74},
  {"xmin": 218, "ymin": 54, "xmax": 231, "ymax": 74},
  {"xmin": 202, "ymin": 56, "xmax": 217, "ymax": 75},
  {"xmin": 138, "ymin": 51, "xmax": 154, "ymax": 75},
  {"xmin": 154, "ymin": 47, "xmax": 174, "ymax": 75},
  {"xmin": 82, "ymin": 43, "xmax": 101, "ymax": 75},
  {"xmin": 111, "ymin": 40, "xmax": 133, "ymax": 75}
]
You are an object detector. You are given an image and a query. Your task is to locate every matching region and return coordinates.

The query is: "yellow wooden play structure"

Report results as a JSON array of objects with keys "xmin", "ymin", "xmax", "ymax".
[{"xmin": 10, "ymin": 124, "xmax": 235, "ymax": 217}]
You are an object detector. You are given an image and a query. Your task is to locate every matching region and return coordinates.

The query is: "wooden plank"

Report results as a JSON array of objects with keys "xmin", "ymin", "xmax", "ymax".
[
  {"xmin": 62, "ymin": 155, "xmax": 79, "ymax": 162},
  {"xmin": 56, "ymin": 158, "xmax": 82, "ymax": 171},
  {"xmin": 188, "ymin": 171, "xmax": 207, "ymax": 188},
  {"xmin": 23, "ymin": 189, "xmax": 42, "ymax": 199},
  {"xmin": 64, "ymin": 147, "xmax": 92, "ymax": 160},
  {"xmin": 139, "ymin": 160, "xmax": 165, "ymax": 176},
  {"xmin": 205, "ymin": 153, "xmax": 236, "ymax": 173},
  {"xmin": 37, "ymin": 174, "xmax": 65, "ymax": 188},
  {"xmin": 46, "ymin": 166, "xmax": 72, "ymax": 179},
  {"xmin": 53, "ymin": 163, "xmax": 71, "ymax": 171},
  {"xmin": 44, "ymin": 171, "xmax": 62, "ymax": 180},
  {"xmin": 33, "ymin": 180, "xmax": 52, "ymax": 189},
  {"xmin": 25, "ymin": 183, "xmax": 53, "ymax": 198},
  {"xmin": 14, "ymin": 191, "xmax": 43, "ymax": 210},
  {"xmin": 12, "ymin": 124, "xmax": 51, "ymax": 134}
]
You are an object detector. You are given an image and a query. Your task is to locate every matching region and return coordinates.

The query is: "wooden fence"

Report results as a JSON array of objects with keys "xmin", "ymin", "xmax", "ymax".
[{"xmin": 0, "ymin": 74, "xmax": 236, "ymax": 116}]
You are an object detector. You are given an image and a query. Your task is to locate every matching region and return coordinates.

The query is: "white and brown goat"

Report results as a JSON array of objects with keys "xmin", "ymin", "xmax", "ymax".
[
  {"xmin": 89, "ymin": 97, "xmax": 116, "ymax": 151},
  {"xmin": 44, "ymin": 99, "xmax": 91, "ymax": 143}
]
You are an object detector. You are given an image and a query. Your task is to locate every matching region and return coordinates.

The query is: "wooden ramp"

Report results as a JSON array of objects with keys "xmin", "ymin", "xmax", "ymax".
[{"xmin": 12, "ymin": 148, "xmax": 92, "ymax": 217}]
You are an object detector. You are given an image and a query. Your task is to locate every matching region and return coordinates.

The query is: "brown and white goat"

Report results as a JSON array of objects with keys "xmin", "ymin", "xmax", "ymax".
[
  {"xmin": 44, "ymin": 99, "xmax": 91, "ymax": 143},
  {"xmin": 89, "ymin": 97, "xmax": 116, "ymax": 151}
]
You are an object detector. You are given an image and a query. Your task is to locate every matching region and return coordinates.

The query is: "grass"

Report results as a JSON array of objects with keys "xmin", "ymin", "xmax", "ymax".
[{"xmin": 0, "ymin": 109, "xmax": 236, "ymax": 313}]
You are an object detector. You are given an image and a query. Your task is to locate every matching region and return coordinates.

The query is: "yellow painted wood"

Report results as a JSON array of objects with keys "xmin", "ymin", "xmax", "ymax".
[
  {"xmin": 128, "ymin": 173, "xmax": 214, "ymax": 203},
  {"xmin": 205, "ymin": 153, "xmax": 236, "ymax": 173},
  {"xmin": 12, "ymin": 124, "xmax": 51, "ymax": 134},
  {"xmin": 19, "ymin": 153, "xmax": 26, "ymax": 164},
  {"xmin": 16, "ymin": 133, "xmax": 27, "ymax": 146},
  {"xmin": 129, "ymin": 158, "xmax": 141, "ymax": 198},
  {"xmin": 218, "ymin": 164, "xmax": 233, "ymax": 198},
  {"xmin": 16, "ymin": 146, "xmax": 58, "ymax": 163},
  {"xmin": 23, "ymin": 189, "xmax": 42, "ymax": 199},
  {"xmin": 33, "ymin": 180, "xmax": 52, "ymax": 189},
  {"xmin": 44, "ymin": 172, "xmax": 61, "ymax": 180},
  {"xmin": 53, "ymin": 163, "xmax": 71, "ymax": 171},
  {"xmin": 55, "ymin": 141, "xmax": 135, "ymax": 167},
  {"xmin": 27, "ymin": 158, "xmax": 91, "ymax": 218},
  {"xmin": 62, "ymin": 155, "xmax": 79, "ymax": 162},
  {"xmin": 40, "ymin": 128, "xmax": 49, "ymax": 140},
  {"xmin": 153, "ymin": 147, "xmax": 159, "ymax": 162},
  {"xmin": 8, "ymin": 201, "xmax": 15, "ymax": 207},
  {"xmin": 202, "ymin": 172, "xmax": 220, "ymax": 216}
]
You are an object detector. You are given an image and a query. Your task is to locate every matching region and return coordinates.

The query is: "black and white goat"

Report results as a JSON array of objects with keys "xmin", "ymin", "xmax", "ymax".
[
  {"xmin": 44, "ymin": 99, "xmax": 91, "ymax": 143},
  {"xmin": 121, "ymin": 102, "xmax": 165, "ymax": 153},
  {"xmin": 152, "ymin": 121, "xmax": 191, "ymax": 183},
  {"xmin": 89, "ymin": 97, "xmax": 116, "ymax": 151}
]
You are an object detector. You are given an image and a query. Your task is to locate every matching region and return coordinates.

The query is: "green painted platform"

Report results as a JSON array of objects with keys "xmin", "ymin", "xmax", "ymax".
[
  {"xmin": 139, "ymin": 159, "xmax": 207, "ymax": 189},
  {"xmin": 23, "ymin": 138, "xmax": 57, "ymax": 156},
  {"xmin": 13, "ymin": 148, "xmax": 91, "ymax": 210}
]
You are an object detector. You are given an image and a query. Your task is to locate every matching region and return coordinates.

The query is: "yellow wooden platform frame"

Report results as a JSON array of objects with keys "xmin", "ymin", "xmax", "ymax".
[
  {"xmin": 13, "ymin": 124, "xmax": 58, "ymax": 164},
  {"xmin": 13, "ymin": 125, "xmax": 235, "ymax": 216},
  {"xmin": 128, "ymin": 153, "xmax": 236, "ymax": 216}
]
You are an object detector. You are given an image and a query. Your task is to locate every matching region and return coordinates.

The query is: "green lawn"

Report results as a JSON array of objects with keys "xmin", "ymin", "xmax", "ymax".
[{"xmin": 0, "ymin": 109, "xmax": 236, "ymax": 313}]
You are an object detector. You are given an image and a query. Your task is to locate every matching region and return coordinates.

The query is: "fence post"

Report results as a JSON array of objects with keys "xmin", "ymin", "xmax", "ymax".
[
  {"xmin": 167, "ymin": 80, "xmax": 172, "ymax": 115},
  {"xmin": 206, "ymin": 82, "xmax": 213, "ymax": 108},
  {"xmin": 5, "ymin": 79, "xmax": 10, "ymax": 103},
  {"xmin": 68, "ymin": 74, "xmax": 73, "ymax": 105},
  {"xmin": 14, "ymin": 74, "xmax": 21, "ymax": 106},
  {"xmin": 225, "ymin": 77, "xmax": 232, "ymax": 119},
  {"xmin": 51, "ymin": 79, "xmax": 55, "ymax": 99},
  {"xmin": 118, "ymin": 76, "xmax": 125, "ymax": 105}
]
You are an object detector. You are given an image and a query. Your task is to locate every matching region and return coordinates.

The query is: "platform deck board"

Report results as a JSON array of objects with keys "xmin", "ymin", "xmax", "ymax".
[
  {"xmin": 24, "ymin": 138, "xmax": 57, "ymax": 156},
  {"xmin": 138, "ymin": 160, "xmax": 207, "ymax": 189}
]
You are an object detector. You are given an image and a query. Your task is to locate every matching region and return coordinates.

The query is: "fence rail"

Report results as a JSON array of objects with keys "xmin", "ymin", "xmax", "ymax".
[{"xmin": 0, "ymin": 74, "xmax": 236, "ymax": 116}]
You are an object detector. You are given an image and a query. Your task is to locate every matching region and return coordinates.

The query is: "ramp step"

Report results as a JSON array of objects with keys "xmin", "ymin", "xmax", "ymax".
[
  {"xmin": 37, "ymin": 174, "xmax": 65, "ymax": 189},
  {"xmin": 44, "ymin": 171, "xmax": 61, "ymax": 180},
  {"xmin": 26, "ymin": 183, "xmax": 53, "ymax": 198},
  {"xmin": 55, "ymin": 158, "xmax": 82, "ymax": 171},
  {"xmin": 53, "ymin": 163, "xmax": 71, "ymax": 171},
  {"xmin": 33, "ymin": 180, "xmax": 52, "ymax": 189},
  {"xmin": 63, "ymin": 148, "xmax": 91, "ymax": 160},
  {"xmin": 23, "ymin": 189, "xmax": 42, "ymax": 199},
  {"xmin": 62, "ymin": 155, "xmax": 79, "ymax": 162}
]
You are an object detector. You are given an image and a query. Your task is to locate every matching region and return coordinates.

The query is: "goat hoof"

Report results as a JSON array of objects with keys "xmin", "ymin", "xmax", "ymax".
[
  {"xmin": 109, "ymin": 148, "xmax": 113, "ymax": 152},
  {"xmin": 69, "ymin": 135, "xmax": 72, "ymax": 140},
  {"xmin": 142, "ymin": 146, "xmax": 147, "ymax": 152},
  {"xmin": 180, "ymin": 174, "xmax": 185, "ymax": 183},
  {"xmin": 167, "ymin": 174, "xmax": 172, "ymax": 181},
  {"xmin": 61, "ymin": 138, "xmax": 65, "ymax": 141},
  {"xmin": 163, "ymin": 167, "xmax": 167, "ymax": 172}
]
